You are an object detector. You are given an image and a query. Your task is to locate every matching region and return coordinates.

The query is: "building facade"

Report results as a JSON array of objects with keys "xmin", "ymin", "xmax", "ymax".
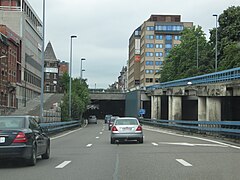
[
  {"xmin": 0, "ymin": 0, "xmax": 43, "ymax": 107},
  {"xmin": 0, "ymin": 25, "xmax": 20, "ymax": 113},
  {"xmin": 128, "ymin": 15, "xmax": 193, "ymax": 90},
  {"xmin": 44, "ymin": 42, "xmax": 59, "ymax": 93}
]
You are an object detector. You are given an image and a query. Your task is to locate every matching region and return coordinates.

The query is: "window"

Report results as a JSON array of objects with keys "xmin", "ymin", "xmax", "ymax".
[
  {"xmin": 53, "ymin": 73, "xmax": 57, "ymax": 79},
  {"xmin": 166, "ymin": 35, "xmax": 172, "ymax": 40},
  {"xmin": 146, "ymin": 43, "xmax": 154, "ymax": 48},
  {"xmin": 165, "ymin": 44, "xmax": 172, "ymax": 49},
  {"xmin": 155, "ymin": 61, "xmax": 163, "ymax": 66},
  {"xmin": 46, "ymin": 85, "xmax": 50, "ymax": 92},
  {"xmin": 175, "ymin": 35, "xmax": 181, "ymax": 40},
  {"xmin": 53, "ymin": 85, "xmax": 57, "ymax": 92},
  {"xmin": 156, "ymin": 35, "xmax": 163, "ymax": 40},
  {"xmin": 146, "ymin": 35, "xmax": 154, "ymax": 39},
  {"xmin": 155, "ymin": 52, "xmax": 163, "ymax": 57},
  {"xmin": 146, "ymin": 61, "xmax": 154, "ymax": 66},
  {"xmin": 155, "ymin": 44, "xmax": 163, "ymax": 48},
  {"xmin": 145, "ymin": 69, "xmax": 154, "ymax": 74},
  {"xmin": 146, "ymin": 26, "xmax": 154, "ymax": 31},
  {"xmin": 146, "ymin": 78, "xmax": 153, "ymax": 83},
  {"xmin": 146, "ymin": 52, "xmax": 154, "ymax": 57},
  {"xmin": 155, "ymin": 70, "xmax": 160, "ymax": 73},
  {"xmin": 46, "ymin": 73, "xmax": 50, "ymax": 79}
]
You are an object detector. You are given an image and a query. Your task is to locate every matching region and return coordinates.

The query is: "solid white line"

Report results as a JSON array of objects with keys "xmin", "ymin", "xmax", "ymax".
[
  {"xmin": 176, "ymin": 159, "xmax": 192, "ymax": 167},
  {"xmin": 152, "ymin": 142, "xmax": 159, "ymax": 146},
  {"xmin": 55, "ymin": 161, "xmax": 71, "ymax": 169},
  {"xmin": 51, "ymin": 128, "xmax": 82, "ymax": 140},
  {"xmin": 143, "ymin": 126, "xmax": 240, "ymax": 150}
]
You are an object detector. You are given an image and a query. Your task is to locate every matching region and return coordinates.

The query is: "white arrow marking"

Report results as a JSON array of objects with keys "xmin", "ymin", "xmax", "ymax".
[
  {"xmin": 55, "ymin": 161, "xmax": 71, "ymax": 169},
  {"xmin": 176, "ymin": 159, "xmax": 192, "ymax": 167}
]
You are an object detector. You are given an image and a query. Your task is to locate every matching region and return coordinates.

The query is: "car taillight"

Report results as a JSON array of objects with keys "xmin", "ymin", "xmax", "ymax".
[
  {"xmin": 112, "ymin": 126, "xmax": 118, "ymax": 131},
  {"xmin": 136, "ymin": 126, "xmax": 142, "ymax": 131},
  {"xmin": 13, "ymin": 132, "xmax": 28, "ymax": 143}
]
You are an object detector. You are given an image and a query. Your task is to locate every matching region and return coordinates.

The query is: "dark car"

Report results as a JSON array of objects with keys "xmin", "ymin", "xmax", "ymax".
[
  {"xmin": 104, "ymin": 115, "xmax": 112, "ymax": 124},
  {"xmin": 0, "ymin": 116, "xmax": 50, "ymax": 166},
  {"xmin": 108, "ymin": 116, "xmax": 119, "ymax": 130}
]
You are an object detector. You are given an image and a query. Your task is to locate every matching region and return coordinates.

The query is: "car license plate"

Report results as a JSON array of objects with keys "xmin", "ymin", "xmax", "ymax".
[
  {"xmin": 0, "ymin": 137, "xmax": 5, "ymax": 143},
  {"xmin": 123, "ymin": 127, "xmax": 132, "ymax": 131}
]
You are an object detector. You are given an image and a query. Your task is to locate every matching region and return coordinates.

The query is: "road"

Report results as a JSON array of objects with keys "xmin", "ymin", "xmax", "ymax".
[{"xmin": 0, "ymin": 120, "xmax": 240, "ymax": 180}]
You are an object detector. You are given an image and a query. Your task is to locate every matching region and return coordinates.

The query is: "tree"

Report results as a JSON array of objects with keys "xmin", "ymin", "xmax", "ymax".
[
  {"xmin": 59, "ymin": 72, "xmax": 69, "ymax": 93},
  {"xmin": 209, "ymin": 6, "xmax": 240, "ymax": 70},
  {"xmin": 160, "ymin": 26, "xmax": 214, "ymax": 82}
]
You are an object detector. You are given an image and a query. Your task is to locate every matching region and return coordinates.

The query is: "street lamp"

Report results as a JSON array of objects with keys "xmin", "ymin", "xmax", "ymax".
[
  {"xmin": 69, "ymin": 35, "xmax": 77, "ymax": 119},
  {"xmin": 213, "ymin": 14, "xmax": 218, "ymax": 72},
  {"xmin": 196, "ymin": 36, "xmax": 199, "ymax": 69},
  {"xmin": 80, "ymin": 58, "xmax": 86, "ymax": 80},
  {"xmin": 40, "ymin": 0, "xmax": 46, "ymax": 123},
  {"xmin": 81, "ymin": 69, "xmax": 85, "ymax": 80}
]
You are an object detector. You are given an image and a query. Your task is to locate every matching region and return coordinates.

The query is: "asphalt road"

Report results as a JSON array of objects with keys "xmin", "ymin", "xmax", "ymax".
[{"xmin": 0, "ymin": 120, "xmax": 240, "ymax": 180}]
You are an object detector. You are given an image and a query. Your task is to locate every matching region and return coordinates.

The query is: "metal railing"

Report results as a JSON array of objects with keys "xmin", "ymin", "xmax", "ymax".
[
  {"xmin": 139, "ymin": 119, "xmax": 240, "ymax": 139},
  {"xmin": 146, "ymin": 67, "xmax": 240, "ymax": 90},
  {"xmin": 39, "ymin": 121, "xmax": 81, "ymax": 134}
]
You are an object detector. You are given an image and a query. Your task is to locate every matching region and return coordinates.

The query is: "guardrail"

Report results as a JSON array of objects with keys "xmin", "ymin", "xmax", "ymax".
[
  {"xmin": 39, "ymin": 120, "xmax": 81, "ymax": 134},
  {"xmin": 139, "ymin": 119, "xmax": 240, "ymax": 139},
  {"xmin": 146, "ymin": 67, "xmax": 240, "ymax": 90}
]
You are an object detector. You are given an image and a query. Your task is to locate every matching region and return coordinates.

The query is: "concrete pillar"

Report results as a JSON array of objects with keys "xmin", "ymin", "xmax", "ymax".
[
  {"xmin": 206, "ymin": 97, "xmax": 221, "ymax": 121},
  {"xmin": 151, "ymin": 96, "xmax": 158, "ymax": 119},
  {"xmin": 172, "ymin": 96, "xmax": 182, "ymax": 120},
  {"xmin": 156, "ymin": 96, "xmax": 161, "ymax": 119},
  {"xmin": 168, "ymin": 96, "xmax": 173, "ymax": 120},
  {"xmin": 198, "ymin": 97, "xmax": 206, "ymax": 121}
]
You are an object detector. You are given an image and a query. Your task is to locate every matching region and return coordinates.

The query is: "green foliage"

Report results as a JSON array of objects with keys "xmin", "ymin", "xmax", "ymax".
[
  {"xmin": 60, "ymin": 78, "xmax": 90, "ymax": 121},
  {"xmin": 59, "ymin": 72, "xmax": 69, "ymax": 93},
  {"xmin": 160, "ymin": 26, "xmax": 214, "ymax": 82}
]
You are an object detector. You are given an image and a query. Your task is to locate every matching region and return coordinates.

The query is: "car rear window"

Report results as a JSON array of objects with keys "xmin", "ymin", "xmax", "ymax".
[
  {"xmin": 0, "ymin": 117, "xmax": 25, "ymax": 129},
  {"xmin": 115, "ymin": 119, "xmax": 138, "ymax": 125}
]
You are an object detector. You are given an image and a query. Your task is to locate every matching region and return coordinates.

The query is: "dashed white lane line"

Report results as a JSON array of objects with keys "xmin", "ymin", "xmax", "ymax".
[
  {"xmin": 96, "ymin": 136, "xmax": 99, "ymax": 139},
  {"xmin": 152, "ymin": 142, "xmax": 159, "ymax": 146},
  {"xmin": 86, "ymin": 144, "xmax": 92, "ymax": 148},
  {"xmin": 176, "ymin": 159, "xmax": 192, "ymax": 167},
  {"xmin": 100, "ymin": 132, "xmax": 103, "ymax": 134},
  {"xmin": 55, "ymin": 161, "xmax": 71, "ymax": 169}
]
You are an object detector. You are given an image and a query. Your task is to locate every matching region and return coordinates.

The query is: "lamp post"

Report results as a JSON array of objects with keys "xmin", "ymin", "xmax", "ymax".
[
  {"xmin": 80, "ymin": 58, "xmax": 86, "ymax": 80},
  {"xmin": 69, "ymin": 35, "xmax": 77, "ymax": 119},
  {"xmin": 40, "ymin": 0, "xmax": 46, "ymax": 123},
  {"xmin": 197, "ymin": 36, "xmax": 199, "ymax": 69},
  {"xmin": 213, "ymin": 14, "xmax": 218, "ymax": 72}
]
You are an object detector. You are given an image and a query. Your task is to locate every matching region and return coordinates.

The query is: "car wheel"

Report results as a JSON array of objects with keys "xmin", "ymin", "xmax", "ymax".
[
  {"xmin": 42, "ymin": 143, "xmax": 50, "ymax": 159},
  {"xmin": 110, "ymin": 138, "xmax": 115, "ymax": 144},
  {"xmin": 139, "ymin": 138, "xmax": 143, "ymax": 144},
  {"xmin": 27, "ymin": 144, "xmax": 37, "ymax": 166}
]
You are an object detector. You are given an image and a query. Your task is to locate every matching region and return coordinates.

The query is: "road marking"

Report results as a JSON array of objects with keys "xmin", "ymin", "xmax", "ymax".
[
  {"xmin": 143, "ymin": 126, "xmax": 240, "ymax": 150},
  {"xmin": 100, "ymin": 132, "xmax": 103, "ymax": 134},
  {"xmin": 96, "ymin": 136, "xmax": 99, "ymax": 139},
  {"xmin": 176, "ymin": 159, "xmax": 192, "ymax": 167},
  {"xmin": 152, "ymin": 142, "xmax": 159, "ymax": 146},
  {"xmin": 86, "ymin": 144, "xmax": 92, "ymax": 147},
  {"xmin": 55, "ymin": 161, "xmax": 71, "ymax": 169},
  {"xmin": 113, "ymin": 153, "xmax": 119, "ymax": 180},
  {"xmin": 51, "ymin": 128, "xmax": 82, "ymax": 140},
  {"xmin": 158, "ymin": 142, "xmax": 227, "ymax": 147},
  {"xmin": 102, "ymin": 129, "xmax": 104, "ymax": 131}
]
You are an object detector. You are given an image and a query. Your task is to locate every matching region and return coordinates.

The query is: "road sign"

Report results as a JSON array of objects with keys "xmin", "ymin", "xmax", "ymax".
[{"xmin": 139, "ymin": 109, "xmax": 145, "ymax": 115}]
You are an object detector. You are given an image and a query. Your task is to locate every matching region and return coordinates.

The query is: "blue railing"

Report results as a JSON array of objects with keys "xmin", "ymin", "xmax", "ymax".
[
  {"xmin": 139, "ymin": 119, "xmax": 240, "ymax": 138},
  {"xmin": 39, "ymin": 121, "xmax": 81, "ymax": 134},
  {"xmin": 146, "ymin": 67, "xmax": 240, "ymax": 90}
]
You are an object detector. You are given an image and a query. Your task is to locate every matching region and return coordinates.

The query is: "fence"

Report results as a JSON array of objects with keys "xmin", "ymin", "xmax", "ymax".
[{"xmin": 139, "ymin": 118, "xmax": 240, "ymax": 139}]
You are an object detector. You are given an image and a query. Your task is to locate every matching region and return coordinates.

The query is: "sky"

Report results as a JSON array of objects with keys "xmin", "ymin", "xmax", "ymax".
[{"xmin": 28, "ymin": 0, "xmax": 240, "ymax": 89}]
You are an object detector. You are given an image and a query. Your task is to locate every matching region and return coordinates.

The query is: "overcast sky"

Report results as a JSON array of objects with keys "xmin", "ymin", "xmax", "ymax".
[{"xmin": 28, "ymin": 0, "xmax": 240, "ymax": 89}]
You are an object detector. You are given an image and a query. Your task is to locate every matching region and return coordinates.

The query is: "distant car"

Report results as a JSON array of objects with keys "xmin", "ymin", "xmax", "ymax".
[
  {"xmin": 88, "ymin": 115, "xmax": 97, "ymax": 124},
  {"xmin": 108, "ymin": 116, "xmax": 119, "ymax": 130},
  {"xmin": 110, "ymin": 117, "xmax": 143, "ymax": 144},
  {"xmin": 0, "ymin": 116, "xmax": 50, "ymax": 166},
  {"xmin": 104, "ymin": 115, "xmax": 112, "ymax": 124}
]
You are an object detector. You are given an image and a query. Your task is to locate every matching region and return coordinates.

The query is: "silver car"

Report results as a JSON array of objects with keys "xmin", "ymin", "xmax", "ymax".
[
  {"xmin": 110, "ymin": 117, "xmax": 143, "ymax": 144},
  {"xmin": 88, "ymin": 115, "xmax": 97, "ymax": 124}
]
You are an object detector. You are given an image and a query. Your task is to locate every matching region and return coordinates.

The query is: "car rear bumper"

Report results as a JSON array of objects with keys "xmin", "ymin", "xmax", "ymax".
[
  {"xmin": 111, "ymin": 133, "xmax": 143, "ymax": 141},
  {"xmin": 0, "ymin": 144, "xmax": 32, "ymax": 159}
]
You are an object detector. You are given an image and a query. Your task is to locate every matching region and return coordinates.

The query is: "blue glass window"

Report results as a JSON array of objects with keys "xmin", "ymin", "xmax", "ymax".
[
  {"xmin": 155, "ymin": 44, "xmax": 163, "ymax": 48},
  {"xmin": 146, "ymin": 43, "xmax": 154, "ymax": 48},
  {"xmin": 146, "ymin": 35, "xmax": 154, "ymax": 39},
  {"xmin": 166, "ymin": 35, "xmax": 172, "ymax": 40},
  {"xmin": 165, "ymin": 44, "xmax": 172, "ymax": 49},
  {"xmin": 155, "ymin": 61, "xmax": 163, "ymax": 66},
  {"xmin": 146, "ymin": 26, "xmax": 154, "ymax": 31},
  {"xmin": 155, "ymin": 52, "xmax": 163, "ymax": 57},
  {"xmin": 146, "ymin": 61, "xmax": 154, "ymax": 65},
  {"xmin": 146, "ymin": 52, "xmax": 154, "ymax": 57},
  {"xmin": 156, "ymin": 35, "xmax": 163, "ymax": 40},
  {"xmin": 174, "ymin": 35, "xmax": 181, "ymax": 40},
  {"xmin": 145, "ymin": 69, "xmax": 154, "ymax": 74}
]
